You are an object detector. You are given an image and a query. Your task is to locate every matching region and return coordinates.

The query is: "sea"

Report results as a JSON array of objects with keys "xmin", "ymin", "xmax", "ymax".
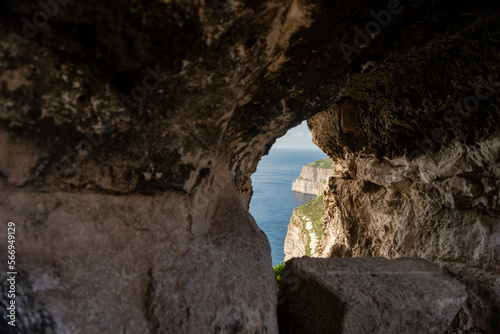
[{"xmin": 249, "ymin": 148, "xmax": 328, "ymax": 266}]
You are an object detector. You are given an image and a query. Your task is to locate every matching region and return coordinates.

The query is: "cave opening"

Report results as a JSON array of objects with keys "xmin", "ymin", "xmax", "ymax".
[
  {"xmin": 249, "ymin": 121, "xmax": 329, "ymax": 266},
  {"xmin": 1, "ymin": 0, "xmax": 499, "ymax": 332}
]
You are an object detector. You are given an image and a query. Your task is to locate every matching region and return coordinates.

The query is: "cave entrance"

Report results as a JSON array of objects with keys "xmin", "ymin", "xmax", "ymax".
[{"xmin": 249, "ymin": 121, "xmax": 328, "ymax": 266}]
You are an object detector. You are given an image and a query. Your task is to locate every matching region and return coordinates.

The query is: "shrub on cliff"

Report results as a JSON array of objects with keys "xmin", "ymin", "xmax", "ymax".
[{"xmin": 273, "ymin": 261, "xmax": 286, "ymax": 284}]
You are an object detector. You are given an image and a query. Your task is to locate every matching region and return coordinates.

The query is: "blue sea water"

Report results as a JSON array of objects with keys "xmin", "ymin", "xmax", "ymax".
[{"xmin": 249, "ymin": 148, "xmax": 328, "ymax": 266}]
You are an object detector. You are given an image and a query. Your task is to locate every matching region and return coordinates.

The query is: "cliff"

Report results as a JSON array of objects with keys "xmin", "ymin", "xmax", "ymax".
[
  {"xmin": 291, "ymin": 158, "xmax": 333, "ymax": 195},
  {"xmin": 284, "ymin": 195, "xmax": 325, "ymax": 260}
]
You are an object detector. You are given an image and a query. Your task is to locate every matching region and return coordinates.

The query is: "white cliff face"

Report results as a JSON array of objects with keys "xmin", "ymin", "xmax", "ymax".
[
  {"xmin": 284, "ymin": 212, "xmax": 320, "ymax": 261},
  {"xmin": 291, "ymin": 166, "xmax": 333, "ymax": 195},
  {"xmin": 283, "ymin": 213, "xmax": 307, "ymax": 261},
  {"xmin": 284, "ymin": 213, "xmax": 320, "ymax": 261},
  {"xmin": 284, "ymin": 195, "xmax": 326, "ymax": 260}
]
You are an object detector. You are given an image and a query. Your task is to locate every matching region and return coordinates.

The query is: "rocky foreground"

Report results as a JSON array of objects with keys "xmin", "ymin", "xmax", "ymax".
[
  {"xmin": 0, "ymin": 0, "xmax": 499, "ymax": 332},
  {"xmin": 278, "ymin": 257, "xmax": 468, "ymax": 334}
]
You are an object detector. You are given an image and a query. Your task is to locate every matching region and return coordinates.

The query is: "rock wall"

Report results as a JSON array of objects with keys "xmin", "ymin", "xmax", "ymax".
[
  {"xmin": 291, "ymin": 166, "xmax": 332, "ymax": 195},
  {"xmin": 312, "ymin": 145, "xmax": 500, "ymax": 330},
  {"xmin": 0, "ymin": 0, "xmax": 353, "ymax": 332},
  {"xmin": 0, "ymin": 0, "xmax": 499, "ymax": 332},
  {"xmin": 307, "ymin": 10, "xmax": 500, "ymax": 331},
  {"xmin": 0, "ymin": 174, "xmax": 276, "ymax": 333}
]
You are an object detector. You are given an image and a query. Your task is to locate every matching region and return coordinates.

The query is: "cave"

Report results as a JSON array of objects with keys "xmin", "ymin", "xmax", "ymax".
[{"xmin": 0, "ymin": 0, "xmax": 499, "ymax": 333}]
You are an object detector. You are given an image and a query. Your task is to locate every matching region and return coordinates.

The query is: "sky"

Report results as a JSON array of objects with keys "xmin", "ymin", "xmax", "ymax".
[{"xmin": 272, "ymin": 121, "xmax": 322, "ymax": 150}]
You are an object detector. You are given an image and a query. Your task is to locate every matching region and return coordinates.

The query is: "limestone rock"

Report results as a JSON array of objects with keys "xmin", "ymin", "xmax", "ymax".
[
  {"xmin": 306, "ymin": 10, "xmax": 500, "ymax": 331},
  {"xmin": 0, "ymin": 0, "xmax": 499, "ymax": 332},
  {"xmin": 292, "ymin": 166, "xmax": 332, "ymax": 195},
  {"xmin": 278, "ymin": 257, "xmax": 468, "ymax": 334},
  {"xmin": 284, "ymin": 212, "xmax": 307, "ymax": 261},
  {"xmin": 0, "ymin": 169, "xmax": 278, "ymax": 333},
  {"xmin": 0, "ymin": 0, "xmax": 351, "ymax": 331},
  {"xmin": 284, "ymin": 195, "xmax": 326, "ymax": 260}
]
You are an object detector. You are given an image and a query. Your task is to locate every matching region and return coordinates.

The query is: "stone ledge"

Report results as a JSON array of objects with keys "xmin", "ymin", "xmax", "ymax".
[{"xmin": 278, "ymin": 257, "xmax": 467, "ymax": 334}]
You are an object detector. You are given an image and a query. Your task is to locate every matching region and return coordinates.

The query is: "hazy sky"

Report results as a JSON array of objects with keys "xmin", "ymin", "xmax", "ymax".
[{"xmin": 272, "ymin": 121, "xmax": 322, "ymax": 150}]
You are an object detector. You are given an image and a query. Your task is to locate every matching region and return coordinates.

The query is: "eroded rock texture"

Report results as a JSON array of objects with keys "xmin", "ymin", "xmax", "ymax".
[
  {"xmin": 308, "ymin": 5, "xmax": 500, "ymax": 332},
  {"xmin": 0, "ymin": 0, "xmax": 349, "ymax": 332},
  {"xmin": 291, "ymin": 166, "xmax": 332, "ymax": 195},
  {"xmin": 278, "ymin": 257, "xmax": 468, "ymax": 334},
  {"xmin": 0, "ymin": 0, "xmax": 498, "ymax": 332}
]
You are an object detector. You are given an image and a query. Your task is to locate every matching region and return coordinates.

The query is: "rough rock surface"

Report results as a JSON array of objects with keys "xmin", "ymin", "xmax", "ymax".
[
  {"xmin": 278, "ymin": 257, "xmax": 468, "ymax": 334},
  {"xmin": 284, "ymin": 212, "xmax": 308, "ymax": 260},
  {"xmin": 307, "ymin": 6, "xmax": 500, "ymax": 331},
  {"xmin": 284, "ymin": 194, "xmax": 327, "ymax": 260},
  {"xmin": 0, "ymin": 0, "xmax": 348, "ymax": 331},
  {"xmin": 0, "ymin": 171, "xmax": 276, "ymax": 333},
  {"xmin": 291, "ymin": 166, "xmax": 332, "ymax": 195},
  {"xmin": 0, "ymin": 0, "xmax": 499, "ymax": 332}
]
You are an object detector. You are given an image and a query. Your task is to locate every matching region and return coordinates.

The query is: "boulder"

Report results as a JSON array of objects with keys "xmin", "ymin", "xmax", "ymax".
[{"xmin": 278, "ymin": 257, "xmax": 468, "ymax": 334}]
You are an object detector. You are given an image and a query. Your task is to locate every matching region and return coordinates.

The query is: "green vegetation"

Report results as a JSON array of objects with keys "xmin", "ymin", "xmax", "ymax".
[
  {"xmin": 294, "ymin": 195, "xmax": 325, "ymax": 256},
  {"xmin": 306, "ymin": 157, "xmax": 333, "ymax": 169},
  {"xmin": 304, "ymin": 237, "xmax": 312, "ymax": 256},
  {"xmin": 273, "ymin": 261, "xmax": 286, "ymax": 284},
  {"xmin": 296, "ymin": 195, "xmax": 325, "ymax": 240}
]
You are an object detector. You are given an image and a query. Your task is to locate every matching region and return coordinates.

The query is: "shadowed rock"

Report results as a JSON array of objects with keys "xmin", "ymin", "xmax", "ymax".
[
  {"xmin": 0, "ymin": 0, "xmax": 499, "ymax": 332},
  {"xmin": 278, "ymin": 257, "xmax": 468, "ymax": 334}
]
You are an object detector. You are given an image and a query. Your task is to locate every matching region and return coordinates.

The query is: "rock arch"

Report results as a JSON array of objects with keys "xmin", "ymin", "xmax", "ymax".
[{"xmin": 0, "ymin": 0, "xmax": 499, "ymax": 332}]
